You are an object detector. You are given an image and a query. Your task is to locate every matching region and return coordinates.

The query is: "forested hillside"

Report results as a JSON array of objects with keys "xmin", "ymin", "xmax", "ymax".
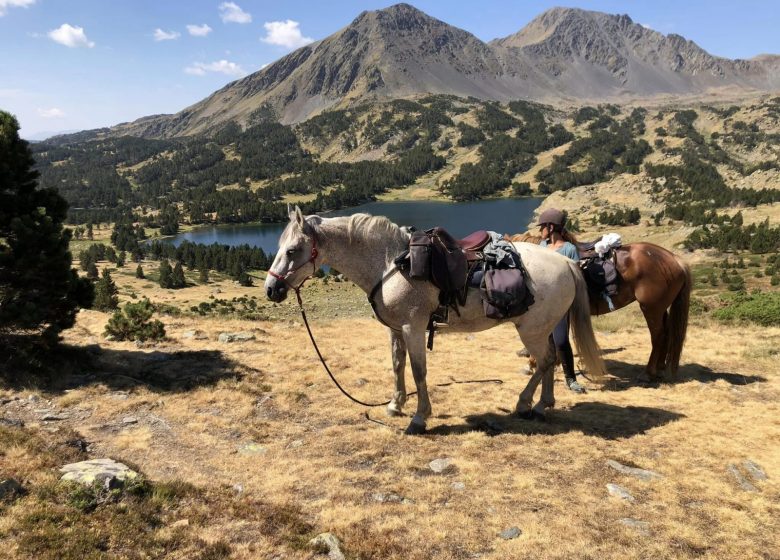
[{"xmin": 32, "ymin": 94, "xmax": 780, "ymax": 254}]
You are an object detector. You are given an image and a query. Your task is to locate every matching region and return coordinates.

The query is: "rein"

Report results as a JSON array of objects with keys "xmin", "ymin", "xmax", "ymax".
[{"xmin": 273, "ymin": 231, "xmax": 505, "ymax": 410}]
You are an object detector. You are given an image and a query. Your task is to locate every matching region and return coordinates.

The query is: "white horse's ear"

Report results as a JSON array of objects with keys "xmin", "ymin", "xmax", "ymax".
[
  {"xmin": 294, "ymin": 205, "xmax": 305, "ymax": 229},
  {"xmin": 287, "ymin": 203, "xmax": 294, "ymax": 220}
]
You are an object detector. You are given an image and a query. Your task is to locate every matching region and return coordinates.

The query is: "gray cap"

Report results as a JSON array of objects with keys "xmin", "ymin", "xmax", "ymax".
[{"xmin": 537, "ymin": 208, "xmax": 565, "ymax": 227}]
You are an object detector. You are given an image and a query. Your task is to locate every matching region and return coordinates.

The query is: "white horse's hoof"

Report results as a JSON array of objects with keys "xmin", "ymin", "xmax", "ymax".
[
  {"xmin": 404, "ymin": 421, "xmax": 426, "ymax": 435},
  {"xmin": 386, "ymin": 405, "xmax": 404, "ymax": 417}
]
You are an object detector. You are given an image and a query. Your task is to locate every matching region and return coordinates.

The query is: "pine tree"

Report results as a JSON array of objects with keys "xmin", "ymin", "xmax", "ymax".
[
  {"xmin": 93, "ymin": 268, "xmax": 119, "ymax": 312},
  {"xmin": 199, "ymin": 267, "xmax": 209, "ymax": 284},
  {"xmin": 87, "ymin": 261, "xmax": 99, "ymax": 280},
  {"xmin": 0, "ymin": 111, "xmax": 93, "ymax": 342},
  {"xmin": 159, "ymin": 260, "xmax": 173, "ymax": 288},
  {"xmin": 136, "ymin": 264, "xmax": 145, "ymax": 279},
  {"xmin": 116, "ymin": 251, "xmax": 126, "ymax": 268},
  {"xmin": 172, "ymin": 262, "xmax": 186, "ymax": 288}
]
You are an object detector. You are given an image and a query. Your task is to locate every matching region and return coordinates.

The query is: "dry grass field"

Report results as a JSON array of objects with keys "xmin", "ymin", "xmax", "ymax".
[{"xmin": 2, "ymin": 270, "xmax": 779, "ymax": 559}]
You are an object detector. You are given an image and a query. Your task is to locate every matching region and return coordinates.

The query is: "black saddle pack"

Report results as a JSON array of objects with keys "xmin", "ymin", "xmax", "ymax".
[
  {"xmin": 408, "ymin": 227, "xmax": 469, "ymax": 308},
  {"xmin": 406, "ymin": 227, "xmax": 533, "ymax": 318},
  {"xmin": 576, "ymin": 238, "xmax": 620, "ymax": 301}
]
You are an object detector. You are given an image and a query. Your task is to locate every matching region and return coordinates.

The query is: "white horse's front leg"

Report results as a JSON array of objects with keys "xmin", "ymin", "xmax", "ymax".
[
  {"xmin": 402, "ymin": 323, "xmax": 431, "ymax": 435},
  {"xmin": 387, "ymin": 329, "xmax": 407, "ymax": 417}
]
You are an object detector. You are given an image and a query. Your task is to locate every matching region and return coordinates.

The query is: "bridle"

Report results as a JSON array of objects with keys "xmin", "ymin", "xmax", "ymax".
[{"xmin": 267, "ymin": 233, "xmax": 319, "ymax": 295}]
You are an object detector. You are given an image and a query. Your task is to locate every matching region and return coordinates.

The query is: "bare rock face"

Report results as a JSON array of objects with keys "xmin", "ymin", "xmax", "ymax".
[{"xmin": 97, "ymin": 4, "xmax": 779, "ymax": 139}]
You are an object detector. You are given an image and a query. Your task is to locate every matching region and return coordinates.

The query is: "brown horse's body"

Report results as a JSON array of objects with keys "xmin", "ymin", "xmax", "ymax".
[{"xmin": 509, "ymin": 233, "xmax": 691, "ymax": 381}]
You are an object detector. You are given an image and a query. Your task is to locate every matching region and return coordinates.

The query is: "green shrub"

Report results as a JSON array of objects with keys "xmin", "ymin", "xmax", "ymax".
[
  {"xmin": 713, "ymin": 291, "xmax": 780, "ymax": 326},
  {"xmin": 105, "ymin": 299, "xmax": 165, "ymax": 341}
]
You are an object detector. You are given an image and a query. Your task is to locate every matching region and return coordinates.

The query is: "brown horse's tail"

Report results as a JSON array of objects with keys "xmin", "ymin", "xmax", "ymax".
[
  {"xmin": 567, "ymin": 260, "xmax": 607, "ymax": 379},
  {"xmin": 667, "ymin": 257, "xmax": 691, "ymax": 376}
]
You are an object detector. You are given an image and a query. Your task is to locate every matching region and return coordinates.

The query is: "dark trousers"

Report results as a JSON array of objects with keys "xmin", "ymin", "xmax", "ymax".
[{"xmin": 551, "ymin": 315, "xmax": 576, "ymax": 381}]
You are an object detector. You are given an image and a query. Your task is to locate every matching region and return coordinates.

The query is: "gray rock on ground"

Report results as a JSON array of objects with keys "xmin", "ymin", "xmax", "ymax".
[
  {"xmin": 727, "ymin": 464, "xmax": 758, "ymax": 492},
  {"xmin": 607, "ymin": 459, "xmax": 664, "ymax": 481},
  {"xmin": 218, "ymin": 332, "xmax": 256, "ymax": 343},
  {"xmin": 742, "ymin": 460, "xmax": 767, "ymax": 481},
  {"xmin": 606, "ymin": 483, "xmax": 636, "ymax": 502},
  {"xmin": 429, "ymin": 458, "xmax": 454, "ymax": 474},
  {"xmin": 60, "ymin": 458, "xmax": 139, "ymax": 486},
  {"xmin": 310, "ymin": 532, "xmax": 345, "ymax": 560},
  {"xmin": 499, "ymin": 526, "xmax": 522, "ymax": 540},
  {"xmin": 619, "ymin": 518, "xmax": 651, "ymax": 535}
]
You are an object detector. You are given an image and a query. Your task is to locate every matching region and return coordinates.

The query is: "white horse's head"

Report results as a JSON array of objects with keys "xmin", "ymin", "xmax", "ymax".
[{"xmin": 265, "ymin": 205, "xmax": 320, "ymax": 302}]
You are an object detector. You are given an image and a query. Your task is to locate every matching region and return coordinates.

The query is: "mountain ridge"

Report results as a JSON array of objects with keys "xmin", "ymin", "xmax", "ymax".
[{"xmin": 103, "ymin": 3, "xmax": 779, "ymax": 139}]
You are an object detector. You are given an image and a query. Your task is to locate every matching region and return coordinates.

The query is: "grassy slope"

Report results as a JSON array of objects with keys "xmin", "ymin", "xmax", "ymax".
[{"xmin": 1, "ymin": 261, "xmax": 779, "ymax": 559}]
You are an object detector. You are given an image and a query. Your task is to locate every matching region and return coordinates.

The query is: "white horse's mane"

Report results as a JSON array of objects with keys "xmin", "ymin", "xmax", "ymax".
[{"xmin": 346, "ymin": 213, "xmax": 409, "ymax": 246}]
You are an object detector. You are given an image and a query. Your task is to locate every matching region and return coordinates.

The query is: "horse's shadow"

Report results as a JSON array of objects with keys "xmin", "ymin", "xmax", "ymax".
[
  {"xmin": 600, "ymin": 359, "xmax": 766, "ymax": 392},
  {"xmin": 427, "ymin": 401, "xmax": 684, "ymax": 440},
  {"xmin": 1, "ymin": 339, "xmax": 245, "ymax": 394}
]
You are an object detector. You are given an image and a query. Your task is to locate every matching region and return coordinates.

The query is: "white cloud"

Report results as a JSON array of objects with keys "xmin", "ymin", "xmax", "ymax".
[
  {"xmin": 261, "ymin": 20, "xmax": 313, "ymax": 49},
  {"xmin": 184, "ymin": 60, "xmax": 246, "ymax": 77},
  {"xmin": 219, "ymin": 2, "xmax": 251, "ymax": 24},
  {"xmin": 48, "ymin": 23, "xmax": 94, "ymax": 48},
  {"xmin": 187, "ymin": 23, "xmax": 212, "ymax": 37},
  {"xmin": 154, "ymin": 28, "xmax": 180, "ymax": 41},
  {"xmin": 0, "ymin": 0, "xmax": 35, "ymax": 17},
  {"xmin": 38, "ymin": 107, "xmax": 65, "ymax": 118}
]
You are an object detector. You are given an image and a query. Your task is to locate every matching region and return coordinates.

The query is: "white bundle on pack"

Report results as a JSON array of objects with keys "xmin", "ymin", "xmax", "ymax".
[{"xmin": 594, "ymin": 233, "xmax": 622, "ymax": 257}]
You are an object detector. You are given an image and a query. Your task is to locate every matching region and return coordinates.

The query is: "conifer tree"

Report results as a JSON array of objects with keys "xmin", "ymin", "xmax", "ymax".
[
  {"xmin": 93, "ymin": 268, "xmax": 119, "ymax": 312},
  {"xmin": 159, "ymin": 260, "xmax": 173, "ymax": 288},
  {"xmin": 87, "ymin": 261, "xmax": 99, "ymax": 280},
  {"xmin": 0, "ymin": 111, "xmax": 93, "ymax": 342},
  {"xmin": 136, "ymin": 264, "xmax": 145, "ymax": 279},
  {"xmin": 199, "ymin": 267, "xmax": 209, "ymax": 284},
  {"xmin": 172, "ymin": 261, "xmax": 186, "ymax": 288}
]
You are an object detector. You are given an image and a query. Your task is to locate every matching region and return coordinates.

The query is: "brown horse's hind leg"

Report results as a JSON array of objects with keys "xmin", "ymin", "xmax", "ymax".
[{"xmin": 639, "ymin": 305, "xmax": 668, "ymax": 382}]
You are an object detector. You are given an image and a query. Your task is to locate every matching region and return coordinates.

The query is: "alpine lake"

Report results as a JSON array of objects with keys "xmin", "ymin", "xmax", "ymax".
[{"xmin": 165, "ymin": 198, "xmax": 543, "ymax": 255}]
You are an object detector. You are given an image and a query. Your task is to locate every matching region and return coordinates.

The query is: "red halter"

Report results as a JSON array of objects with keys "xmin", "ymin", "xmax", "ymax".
[{"xmin": 267, "ymin": 233, "xmax": 319, "ymax": 292}]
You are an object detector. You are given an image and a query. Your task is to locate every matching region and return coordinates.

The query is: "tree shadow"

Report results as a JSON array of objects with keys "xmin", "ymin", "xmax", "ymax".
[
  {"xmin": 0, "ymin": 338, "xmax": 245, "ymax": 394},
  {"xmin": 599, "ymin": 359, "xmax": 766, "ymax": 391},
  {"xmin": 426, "ymin": 402, "xmax": 684, "ymax": 440}
]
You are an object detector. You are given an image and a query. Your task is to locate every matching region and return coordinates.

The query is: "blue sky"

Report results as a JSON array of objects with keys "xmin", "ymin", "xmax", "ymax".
[{"xmin": 1, "ymin": 0, "xmax": 778, "ymax": 138}]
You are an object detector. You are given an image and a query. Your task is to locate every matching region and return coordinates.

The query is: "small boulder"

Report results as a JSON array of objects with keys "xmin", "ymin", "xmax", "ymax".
[
  {"xmin": 41, "ymin": 413, "xmax": 70, "ymax": 421},
  {"xmin": 310, "ymin": 532, "xmax": 345, "ymax": 560},
  {"xmin": 429, "ymin": 458, "xmax": 454, "ymax": 474},
  {"xmin": 743, "ymin": 460, "xmax": 767, "ymax": 481},
  {"xmin": 218, "ymin": 332, "xmax": 256, "ymax": 343},
  {"xmin": 606, "ymin": 483, "xmax": 635, "ymax": 502},
  {"xmin": 606, "ymin": 460, "xmax": 663, "ymax": 482},
  {"xmin": 499, "ymin": 526, "xmax": 521, "ymax": 540},
  {"xmin": 121, "ymin": 417, "xmax": 138, "ymax": 425},
  {"xmin": 60, "ymin": 458, "xmax": 139, "ymax": 487},
  {"xmin": 619, "ymin": 518, "xmax": 650, "ymax": 535},
  {"xmin": 727, "ymin": 464, "xmax": 758, "ymax": 492}
]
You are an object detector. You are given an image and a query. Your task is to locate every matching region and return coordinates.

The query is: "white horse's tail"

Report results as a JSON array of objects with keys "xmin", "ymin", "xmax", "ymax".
[{"xmin": 567, "ymin": 261, "xmax": 607, "ymax": 379}]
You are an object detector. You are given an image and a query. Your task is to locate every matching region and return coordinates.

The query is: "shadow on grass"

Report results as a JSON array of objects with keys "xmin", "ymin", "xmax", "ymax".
[
  {"xmin": 599, "ymin": 359, "xmax": 766, "ymax": 391},
  {"xmin": 427, "ymin": 402, "xmax": 685, "ymax": 440},
  {"xmin": 0, "ymin": 336, "xmax": 244, "ymax": 394}
]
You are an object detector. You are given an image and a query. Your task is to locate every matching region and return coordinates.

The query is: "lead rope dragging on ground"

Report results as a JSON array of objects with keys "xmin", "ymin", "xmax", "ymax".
[{"xmin": 295, "ymin": 289, "xmax": 505, "ymax": 412}]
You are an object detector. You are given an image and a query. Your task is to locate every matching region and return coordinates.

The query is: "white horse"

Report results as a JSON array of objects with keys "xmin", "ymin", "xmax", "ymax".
[{"xmin": 265, "ymin": 206, "xmax": 606, "ymax": 435}]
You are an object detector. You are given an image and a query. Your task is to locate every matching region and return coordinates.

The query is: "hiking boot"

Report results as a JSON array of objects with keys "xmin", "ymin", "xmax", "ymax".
[{"xmin": 566, "ymin": 378, "xmax": 586, "ymax": 394}]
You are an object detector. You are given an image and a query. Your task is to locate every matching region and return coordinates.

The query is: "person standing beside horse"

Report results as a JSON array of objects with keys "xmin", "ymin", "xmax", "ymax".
[{"xmin": 537, "ymin": 208, "xmax": 587, "ymax": 394}]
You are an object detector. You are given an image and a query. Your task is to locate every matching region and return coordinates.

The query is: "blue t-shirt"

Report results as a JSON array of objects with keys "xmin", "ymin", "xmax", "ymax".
[{"xmin": 540, "ymin": 239, "xmax": 579, "ymax": 261}]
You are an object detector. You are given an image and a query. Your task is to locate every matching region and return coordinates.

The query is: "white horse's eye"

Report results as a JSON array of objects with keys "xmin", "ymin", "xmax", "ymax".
[{"xmin": 286, "ymin": 248, "xmax": 298, "ymax": 257}]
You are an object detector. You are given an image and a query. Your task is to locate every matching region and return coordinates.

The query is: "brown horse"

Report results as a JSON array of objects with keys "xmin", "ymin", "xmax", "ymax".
[{"xmin": 509, "ymin": 233, "xmax": 691, "ymax": 382}]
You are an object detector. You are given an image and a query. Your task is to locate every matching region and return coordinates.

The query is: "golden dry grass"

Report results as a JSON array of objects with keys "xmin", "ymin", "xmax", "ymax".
[{"xmin": 2, "ymin": 272, "xmax": 779, "ymax": 558}]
